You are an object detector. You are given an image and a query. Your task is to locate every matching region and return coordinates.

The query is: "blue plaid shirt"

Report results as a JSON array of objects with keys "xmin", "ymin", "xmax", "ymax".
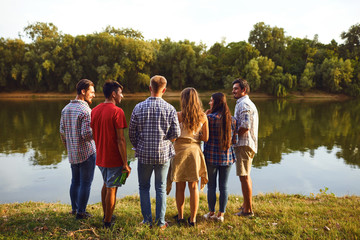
[
  {"xmin": 60, "ymin": 100, "xmax": 96, "ymax": 164},
  {"xmin": 203, "ymin": 112, "xmax": 238, "ymax": 166},
  {"xmin": 129, "ymin": 97, "xmax": 180, "ymax": 164}
]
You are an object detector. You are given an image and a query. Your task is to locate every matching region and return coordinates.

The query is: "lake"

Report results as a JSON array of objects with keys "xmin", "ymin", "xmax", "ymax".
[{"xmin": 1, "ymin": 96, "xmax": 360, "ymax": 204}]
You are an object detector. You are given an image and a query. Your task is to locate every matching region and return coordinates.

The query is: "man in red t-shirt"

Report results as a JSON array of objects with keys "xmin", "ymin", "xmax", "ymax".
[{"xmin": 91, "ymin": 80, "xmax": 131, "ymax": 228}]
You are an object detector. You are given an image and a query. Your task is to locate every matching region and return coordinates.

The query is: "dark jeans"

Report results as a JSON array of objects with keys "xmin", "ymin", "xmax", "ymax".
[
  {"xmin": 70, "ymin": 154, "xmax": 96, "ymax": 214},
  {"xmin": 206, "ymin": 163, "xmax": 232, "ymax": 213}
]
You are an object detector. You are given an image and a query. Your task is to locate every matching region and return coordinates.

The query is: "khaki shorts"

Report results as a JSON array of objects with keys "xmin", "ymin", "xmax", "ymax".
[{"xmin": 234, "ymin": 146, "xmax": 255, "ymax": 176}]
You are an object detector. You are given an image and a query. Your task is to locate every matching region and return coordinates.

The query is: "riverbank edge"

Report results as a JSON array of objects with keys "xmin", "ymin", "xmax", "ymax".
[
  {"xmin": 0, "ymin": 90, "xmax": 352, "ymax": 101},
  {"xmin": 1, "ymin": 192, "xmax": 359, "ymax": 239}
]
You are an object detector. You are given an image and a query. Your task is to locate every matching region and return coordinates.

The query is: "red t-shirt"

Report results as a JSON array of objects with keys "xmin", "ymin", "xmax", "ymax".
[{"xmin": 91, "ymin": 103, "xmax": 128, "ymax": 168}]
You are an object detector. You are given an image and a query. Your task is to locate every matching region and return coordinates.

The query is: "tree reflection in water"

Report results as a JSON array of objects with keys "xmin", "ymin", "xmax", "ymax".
[{"xmin": 0, "ymin": 98, "xmax": 359, "ymax": 168}]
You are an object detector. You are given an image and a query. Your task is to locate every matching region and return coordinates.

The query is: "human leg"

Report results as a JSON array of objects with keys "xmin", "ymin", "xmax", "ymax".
[
  {"xmin": 138, "ymin": 162, "xmax": 154, "ymax": 224},
  {"xmin": 104, "ymin": 187, "xmax": 118, "ymax": 223},
  {"xmin": 70, "ymin": 163, "xmax": 80, "ymax": 213},
  {"xmin": 235, "ymin": 146, "xmax": 254, "ymax": 215},
  {"xmin": 240, "ymin": 175, "xmax": 253, "ymax": 213},
  {"xmin": 206, "ymin": 164, "xmax": 217, "ymax": 214},
  {"xmin": 77, "ymin": 154, "xmax": 96, "ymax": 214},
  {"xmin": 188, "ymin": 181, "xmax": 199, "ymax": 223},
  {"xmin": 218, "ymin": 165, "xmax": 232, "ymax": 216},
  {"xmin": 175, "ymin": 182, "xmax": 186, "ymax": 219},
  {"xmin": 154, "ymin": 161, "xmax": 170, "ymax": 227}
]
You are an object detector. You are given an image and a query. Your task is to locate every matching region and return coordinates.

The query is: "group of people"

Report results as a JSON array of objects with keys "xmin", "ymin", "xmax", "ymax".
[{"xmin": 60, "ymin": 75, "xmax": 258, "ymax": 229}]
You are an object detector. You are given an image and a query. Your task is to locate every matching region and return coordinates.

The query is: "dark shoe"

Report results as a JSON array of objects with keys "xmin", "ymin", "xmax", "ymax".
[
  {"xmin": 76, "ymin": 212, "xmax": 92, "ymax": 220},
  {"xmin": 234, "ymin": 211, "xmax": 254, "ymax": 217},
  {"xmin": 173, "ymin": 215, "xmax": 185, "ymax": 225},
  {"xmin": 103, "ymin": 221, "xmax": 114, "ymax": 229},
  {"xmin": 139, "ymin": 221, "xmax": 153, "ymax": 229},
  {"xmin": 103, "ymin": 215, "xmax": 116, "ymax": 223},
  {"xmin": 187, "ymin": 217, "xmax": 196, "ymax": 227},
  {"xmin": 69, "ymin": 210, "xmax": 76, "ymax": 215}
]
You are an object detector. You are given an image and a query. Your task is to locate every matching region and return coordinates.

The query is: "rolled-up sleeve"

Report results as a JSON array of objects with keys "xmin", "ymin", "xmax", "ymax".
[{"xmin": 240, "ymin": 104, "xmax": 251, "ymax": 130}]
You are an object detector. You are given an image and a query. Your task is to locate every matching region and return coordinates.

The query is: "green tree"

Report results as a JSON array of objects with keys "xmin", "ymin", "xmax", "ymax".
[
  {"xmin": 319, "ymin": 57, "xmax": 354, "ymax": 92},
  {"xmin": 244, "ymin": 58, "xmax": 261, "ymax": 91},
  {"xmin": 340, "ymin": 23, "xmax": 360, "ymax": 59},
  {"xmin": 299, "ymin": 62, "xmax": 315, "ymax": 91},
  {"xmin": 248, "ymin": 22, "xmax": 287, "ymax": 66}
]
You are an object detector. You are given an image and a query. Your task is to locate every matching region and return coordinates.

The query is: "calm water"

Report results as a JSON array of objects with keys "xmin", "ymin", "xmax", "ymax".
[{"xmin": 1, "ymin": 97, "xmax": 360, "ymax": 204}]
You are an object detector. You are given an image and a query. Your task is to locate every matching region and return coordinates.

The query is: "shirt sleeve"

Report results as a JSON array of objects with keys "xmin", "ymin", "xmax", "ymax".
[
  {"xmin": 129, "ymin": 107, "xmax": 138, "ymax": 148},
  {"xmin": 115, "ymin": 108, "xmax": 128, "ymax": 129},
  {"xmin": 59, "ymin": 114, "xmax": 66, "ymax": 145},
  {"xmin": 80, "ymin": 111, "xmax": 93, "ymax": 142},
  {"xmin": 239, "ymin": 103, "xmax": 251, "ymax": 130},
  {"xmin": 166, "ymin": 109, "xmax": 181, "ymax": 140}
]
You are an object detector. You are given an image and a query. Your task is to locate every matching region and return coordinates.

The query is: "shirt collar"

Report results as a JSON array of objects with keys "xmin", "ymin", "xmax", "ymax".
[
  {"xmin": 70, "ymin": 99, "xmax": 90, "ymax": 108},
  {"xmin": 236, "ymin": 95, "xmax": 249, "ymax": 104}
]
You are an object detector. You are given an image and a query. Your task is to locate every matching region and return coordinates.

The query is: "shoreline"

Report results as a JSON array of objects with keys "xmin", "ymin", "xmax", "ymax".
[{"xmin": 0, "ymin": 90, "xmax": 352, "ymax": 101}]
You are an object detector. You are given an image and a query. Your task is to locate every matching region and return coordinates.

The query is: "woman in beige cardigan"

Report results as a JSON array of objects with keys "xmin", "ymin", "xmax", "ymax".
[{"xmin": 167, "ymin": 87, "xmax": 209, "ymax": 226}]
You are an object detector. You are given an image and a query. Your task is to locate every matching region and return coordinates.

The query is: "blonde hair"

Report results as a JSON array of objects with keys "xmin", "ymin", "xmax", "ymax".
[
  {"xmin": 150, "ymin": 75, "xmax": 167, "ymax": 93},
  {"xmin": 180, "ymin": 87, "xmax": 205, "ymax": 132}
]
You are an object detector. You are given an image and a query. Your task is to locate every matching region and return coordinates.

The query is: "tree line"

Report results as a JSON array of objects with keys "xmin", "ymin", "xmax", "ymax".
[{"xmin": 1, "ymin": 22, "xmax": 360, "ymax": 96}]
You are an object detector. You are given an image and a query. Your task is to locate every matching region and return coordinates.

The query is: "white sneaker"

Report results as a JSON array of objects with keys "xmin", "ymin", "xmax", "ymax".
[
  {"xmin": 216, "ymin": 215, "xmax": 224, "ymax": 222},
  {"xmin": 203, "ymin": 212, "xmax": 215, "ymax": 220}
]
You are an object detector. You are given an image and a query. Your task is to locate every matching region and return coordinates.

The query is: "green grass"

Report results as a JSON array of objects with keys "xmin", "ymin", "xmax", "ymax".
[{"xmin": 1, "ymin": 192, "xmax": 359, "ymax": 239}]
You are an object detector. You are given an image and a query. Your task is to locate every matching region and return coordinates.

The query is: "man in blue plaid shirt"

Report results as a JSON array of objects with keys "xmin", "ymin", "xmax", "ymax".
[
  {"xmin": 129, "ymin": 75, "xmax": 180, "ymax": 229},
  {"xmin": 60, "ymin": 79, "xmax": 96, "ymax": 220}
]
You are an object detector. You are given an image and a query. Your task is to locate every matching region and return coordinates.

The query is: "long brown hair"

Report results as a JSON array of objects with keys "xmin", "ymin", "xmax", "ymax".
[
  {"xmin": 180, "ymin": 87, "xmax": 205, "ymax": 133},
  {"xmin": 210, "ymin": 92, "xmax": 232, "ymax": 150}
]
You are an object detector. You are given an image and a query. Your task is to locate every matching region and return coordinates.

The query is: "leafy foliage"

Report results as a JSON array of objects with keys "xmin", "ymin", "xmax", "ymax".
[{"xmin": 1, "ymin": 21, "xmax": 360, "ymax": 96}]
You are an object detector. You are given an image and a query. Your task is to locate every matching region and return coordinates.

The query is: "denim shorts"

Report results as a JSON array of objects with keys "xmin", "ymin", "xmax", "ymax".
[{"xmin": 98, "ymin": 166, "xmax": 123, "ymax": 188}]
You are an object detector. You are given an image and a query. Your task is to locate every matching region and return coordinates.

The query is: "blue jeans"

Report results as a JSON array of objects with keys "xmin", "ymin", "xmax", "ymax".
[
  {"xmin": 70, "ymin": 154, "xmax": 96, "ymax": 214},
  {"xmin": 138, "ymin": 161, "xmax": 170, "ymax": 227},
  {"xmin": 206, "ymin": 163, "xmax": 232, "ymax": 213}
]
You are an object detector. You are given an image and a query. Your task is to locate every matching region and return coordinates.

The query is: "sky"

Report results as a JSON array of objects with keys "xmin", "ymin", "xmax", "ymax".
[{"xmin": 0, "ymin": 0, "xmax": 359, "ymax": 47}]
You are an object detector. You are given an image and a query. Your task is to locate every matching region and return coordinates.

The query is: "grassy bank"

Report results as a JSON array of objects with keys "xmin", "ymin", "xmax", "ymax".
[{"xmin": 1, "ymin": 192, "xmax": 359, "ymax": 239}]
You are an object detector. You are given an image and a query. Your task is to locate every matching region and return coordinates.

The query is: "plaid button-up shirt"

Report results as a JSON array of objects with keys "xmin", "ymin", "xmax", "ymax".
[
  {"xmin": 233, "ymin": 95, "xmax": 259, "ymax": 153},
  {"xmin": 60, "ymin": 100, "xmax": 96, "ymax": 164},
  {"xmin": 129, "ymin": 97, "xmax": 180, "ymax": 164},
  {"xmin": 203, "ymin": 112, "xmax": 238, "ymax": 166}
]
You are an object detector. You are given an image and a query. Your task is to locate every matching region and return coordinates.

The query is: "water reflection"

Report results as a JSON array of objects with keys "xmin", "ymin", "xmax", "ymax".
[
  {"xmin": 1, "ymin": 97, "xmax": 360, "ymax": 203},
  {"xmin": 1, "ymin": 98, "xmax": 359, "ymax": 168}
]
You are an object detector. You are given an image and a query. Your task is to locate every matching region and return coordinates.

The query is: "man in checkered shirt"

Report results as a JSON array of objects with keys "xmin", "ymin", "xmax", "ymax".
[
  {"xmin": 60, "ymin": 79, "xmax": 96, "ymax": 220},
  {"xmin": 129, "ymin": 75, "xmax": 180, "ymax": 229}
]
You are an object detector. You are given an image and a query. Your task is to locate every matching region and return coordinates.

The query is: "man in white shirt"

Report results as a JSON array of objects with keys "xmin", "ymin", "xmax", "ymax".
[{"xmin": 232, "ymin": 78, "xmax": 259, "ymax": 217}]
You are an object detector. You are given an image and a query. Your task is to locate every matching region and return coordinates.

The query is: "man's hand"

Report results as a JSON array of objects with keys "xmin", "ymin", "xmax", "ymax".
[{"xmin": 123, "ymin": 163, "xmax": 131, "ymax": 177}]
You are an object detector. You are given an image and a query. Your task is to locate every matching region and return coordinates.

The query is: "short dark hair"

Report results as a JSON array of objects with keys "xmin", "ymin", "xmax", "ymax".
[
  {"xmin": 76, "ymin": 79, "xmax": 94, "ymax": 95},
  {"xmin": 232, "ymin": 78, "xmax": 250, "ymax": 94},
  {"xmin": 103, "ymin": 80, "xmax": 123, "ymax": 99}
]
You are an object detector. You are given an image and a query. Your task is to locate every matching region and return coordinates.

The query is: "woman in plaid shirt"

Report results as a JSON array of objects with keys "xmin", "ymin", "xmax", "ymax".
[{"xmin": 203, "ymin": 92, "xmax": 238, "ymax": 222}]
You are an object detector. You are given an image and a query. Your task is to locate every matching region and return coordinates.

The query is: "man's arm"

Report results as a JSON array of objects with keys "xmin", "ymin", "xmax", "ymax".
[
  {"xmin": 238, "ymin": 106, "xmax": 250, "ymax": 136},
  {"xmin": 59, "ymin": 115, "xmax": 66, "ymax": 146},
  {"xmin": 81, "ymin": 112, "xmax": 93, "ymax": 142},
  {"xmin": 166, "ymin": 110, "xmax": 181, "ymax": 141},
  {"xmin": 116, "ymin": 128, "xmax": 131, "ymax": 174},
  {"xmin": 128, "ymin": 110, "xmax": 138, "ymax": 148}
]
